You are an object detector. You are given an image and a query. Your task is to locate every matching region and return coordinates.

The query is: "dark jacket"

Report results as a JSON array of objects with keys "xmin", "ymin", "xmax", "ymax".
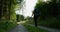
[{"xmin": 33, "ymin": 8, "xmax": 40, "ymax": 16}]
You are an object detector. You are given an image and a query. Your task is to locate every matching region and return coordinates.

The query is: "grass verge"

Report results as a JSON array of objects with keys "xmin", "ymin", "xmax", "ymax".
[{"xmin": 23, "ymin": 24, "xmax": 48, "ymax": 32}]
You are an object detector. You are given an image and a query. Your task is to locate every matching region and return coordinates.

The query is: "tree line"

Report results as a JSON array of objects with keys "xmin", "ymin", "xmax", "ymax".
[{"xmin": 34, "ymin": 0, "xmax": 60, "ymax": 29}]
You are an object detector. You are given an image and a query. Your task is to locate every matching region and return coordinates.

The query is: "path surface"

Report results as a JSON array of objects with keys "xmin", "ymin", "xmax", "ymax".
[
  {"xmin": 38, "ymin": 26, "xmax": 60, "ymax": 32},
  {"xmin": 28, "ymin": 24, "xmax": 60, "ymax": 32},
  {"xmin": 9, "ymin": 24, "xmax": 28, "ymax": 32}
]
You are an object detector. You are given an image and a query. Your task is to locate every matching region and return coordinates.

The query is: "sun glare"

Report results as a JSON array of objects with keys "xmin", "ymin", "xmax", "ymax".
[
  {"xmin": 43, "ymin": 0, "xmax": 47, "ymax": 2},
  {"xmin": 16, "ymin": 0, "xmax": 37, "ymax": 17},
  {"xmin": 23, "ymin": 0, "xmax": 37, "ymax": 17}
]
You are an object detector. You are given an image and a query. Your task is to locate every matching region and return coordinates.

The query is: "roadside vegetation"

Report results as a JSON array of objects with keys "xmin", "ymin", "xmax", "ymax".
[
  {"xmin": 25, "ymin": 0, "xmax": 60, "ymax": 29},
  {"xmin": 25, "ymin": 17, "xmax": 60, "ymax": 29},
  {"xmin": 23, "ymin": 23, "xmax": 48, "ymax": 32},
  {"xmin": 0, "ymin": 20, "xmax": 17, "ymax": 32},
  {"xmin": 0, "ymin": 0, "xmax": 24, "ymax": 32}
]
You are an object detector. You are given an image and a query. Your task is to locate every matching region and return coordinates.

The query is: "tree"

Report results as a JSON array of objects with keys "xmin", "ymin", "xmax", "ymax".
[
  {"xmin": 35, "ymin": 0, "xmax": 60, "ymax": 19},
  {"xmin": 0, "ymin": 0, "xmax": 24, "ymax": 21},
  {"xmin": 16, "ymin": 14, "xmax": 24, "ymax": 22},
  {"xmin": 34, "ymin": 0, "xmax": 60, "ymax": 28}
]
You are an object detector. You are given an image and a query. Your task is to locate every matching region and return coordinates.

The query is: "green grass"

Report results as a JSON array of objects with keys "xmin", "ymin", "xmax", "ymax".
[
  {"xmin": 25, "ymin": 18, "xmax": 60, "ymax": 29},
  {"xmin": 38, "ymin": 18, "xmax": 60, "ymax": 29},
  {"xmin": 23, "ymin": 24, "xmax": 48, "ymax": 32},
  {"xmin": 25, "ymin": 20, "xmax": 35, "ymax": 24}
]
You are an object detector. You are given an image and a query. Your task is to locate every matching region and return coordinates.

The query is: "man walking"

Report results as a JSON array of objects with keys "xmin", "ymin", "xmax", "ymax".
[{"xmin": 32, "ymin": 8, "xmax": 40, "ymax": 27}]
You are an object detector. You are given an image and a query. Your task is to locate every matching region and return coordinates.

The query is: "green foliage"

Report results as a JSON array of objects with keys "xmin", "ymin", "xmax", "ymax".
[
  {"xmin": 0, "ymin": 20, "xmax": 17, "ymax": 32},
  {"xmin": 38, "ymin": 17, "xmax": 60, "ymax": 29},
  {"xmin": 33, "ymin": 0, "xmax": 60, "ymax": 29},
  {"xmin": 26, "ymin": 16, "xmax": 33, "ymax": 20},
  {"xmin": 0, "ymin": 0, "xmax": 24, "ymax": 20},
  {"xmin": 0, "ymin": 0, "xmax": 24, "ymax": 32},
  {"xmin": 25, "ymin": 19, "xmax": 34, "ymax": 24},
  {"xmin": 16, "ymin": 14, "xmax": 24, "ymax": 21},
  {"xmin": 0, "ymin": 0, "xmax": 17, "ymax": 20},
  {"xmin": 35, "ymin": 0, "xmax": 60, "ymax": 19},
  {"xmin": 19, "ymin": 15, "xmax": 24, "ymax": 20}
]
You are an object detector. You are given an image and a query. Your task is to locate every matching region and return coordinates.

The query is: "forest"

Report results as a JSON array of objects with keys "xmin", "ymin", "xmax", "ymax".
[{"xmin": 0, "ymin": 0, "xmax": 60, "ymax": 32}]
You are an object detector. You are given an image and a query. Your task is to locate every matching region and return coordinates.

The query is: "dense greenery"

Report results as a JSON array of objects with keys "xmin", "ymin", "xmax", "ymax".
[
  {"xmin": 34, "ymin": 0, "xmax": 60, "ymax": 29},
  {"xmin": 0, "ymin": 0, "xmax": 60, "ymax": 32},
  {"xmin": 0, "ymin": 20, "xmax": 17, "ymax": 32},
  {"xmin": 16, "ymin": 14, "xmax": 24, "ymax": 22},
  {"xmin": 0, "ymin": 0, "xmax": 17, "ymax": 20},
  {"xmin": 0, "ymin": 0, "xmax": 24, "ymax": 32}
]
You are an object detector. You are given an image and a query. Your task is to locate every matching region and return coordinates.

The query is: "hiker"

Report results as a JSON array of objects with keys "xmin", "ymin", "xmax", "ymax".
[{"xmin": 32, "ymin": 8, "xmax": 40, "ymax": 27}]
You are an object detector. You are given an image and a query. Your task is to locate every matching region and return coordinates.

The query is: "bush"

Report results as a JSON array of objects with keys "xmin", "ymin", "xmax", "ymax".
[
  {"xmin": 0, "ymin": 20, "xmax": 17, "ymax": 32},
  {"xmin": 38, "ymin": 18, "xmax": 60, "ymax": 29}
]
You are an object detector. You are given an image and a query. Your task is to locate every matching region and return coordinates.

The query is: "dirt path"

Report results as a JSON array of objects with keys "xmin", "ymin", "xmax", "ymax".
[{"xmin": 9, "ymin": 24, "xmax": 28, "ymax": 32}]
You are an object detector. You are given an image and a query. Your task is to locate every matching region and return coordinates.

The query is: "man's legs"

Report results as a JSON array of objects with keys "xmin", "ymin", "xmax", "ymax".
[{"xmin": 34, "ymin": 16, "xmax": 38, "ymax": 27}]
